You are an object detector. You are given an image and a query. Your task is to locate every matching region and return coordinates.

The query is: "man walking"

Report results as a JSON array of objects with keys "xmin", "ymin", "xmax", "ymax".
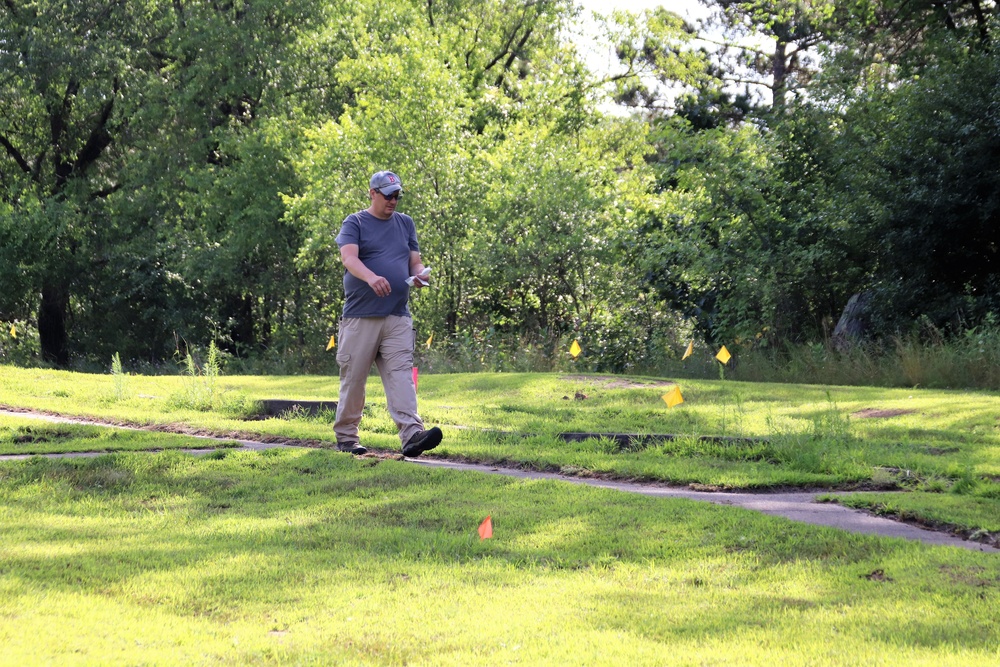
[{"xmin": 333, "ymin": 170, "xmax": 442, "ymax": 457}]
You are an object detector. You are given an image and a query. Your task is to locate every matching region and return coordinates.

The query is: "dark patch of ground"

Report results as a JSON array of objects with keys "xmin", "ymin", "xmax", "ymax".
[
  {"xmin": 561, "ymin": 374, "xmax": 676, "ymax": 389},
  {"xmin": 851, "ymin": 408, "xmax": 916, "ymax": 419}
]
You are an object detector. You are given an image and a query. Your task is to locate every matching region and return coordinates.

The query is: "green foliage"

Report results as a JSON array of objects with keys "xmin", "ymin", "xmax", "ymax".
[
  {"xmin": 0, "ymin": 0, "xmax": 323, "ymax": 365},
  {"xmin": 171, "ymin": 341, "xmax": 222, "ymax": 411},
  {"xmin": 286, "ymin": 7, "xmax": 660, "ymax": 354},
  {"xmin": 637, "ymin": 115, "xmax": 856, "ymax": 344},
  {"xmin": 722, "ymin": 317, "xmax": 1000, "ymax": 390},
  {"xmin": 2, "ymin": 0, "xmax": 999, "ymax": 374},
  {"xmin": 0, "ymin": 321, "xmax": 39, "ymax": 367},
  {"xmin": 834, "ymin": 47, "xmax": 1000, "ymax": 335}
]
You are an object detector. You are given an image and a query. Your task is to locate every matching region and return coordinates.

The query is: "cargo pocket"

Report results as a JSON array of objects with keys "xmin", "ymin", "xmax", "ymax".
[{"xmin": 336, "ymin": 353, "xmax": 350, "ymax": 378}]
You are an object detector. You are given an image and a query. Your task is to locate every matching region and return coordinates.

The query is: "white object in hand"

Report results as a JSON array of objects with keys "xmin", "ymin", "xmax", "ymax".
[{"xmin": 406, "ymin": 267, "xmax": 432, "ymax": 286}]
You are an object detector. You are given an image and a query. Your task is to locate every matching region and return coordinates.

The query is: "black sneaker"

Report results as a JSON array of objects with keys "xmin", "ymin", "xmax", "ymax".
[
  {"xmin": 402, "ymin": 427, "xmax": 442, "ymax": 457},
  {"xmin": 336, "ymin": 442, "xmax": 367, "ymax": 455}
]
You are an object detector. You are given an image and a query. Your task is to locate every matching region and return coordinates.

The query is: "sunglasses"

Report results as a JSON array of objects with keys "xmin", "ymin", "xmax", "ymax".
[{"xmin": 377, "ymin": 189, "xmax": 403, "ymax": 201}]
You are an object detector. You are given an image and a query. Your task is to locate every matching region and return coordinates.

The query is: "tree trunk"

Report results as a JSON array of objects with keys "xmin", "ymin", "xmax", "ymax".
[
  {"xmin": 38, "ymin": 283, "xmax": 70, "ymax": 366},
  {"xmin": 771, "ymin": 40, "xmax": 788, "ymax": 111}
]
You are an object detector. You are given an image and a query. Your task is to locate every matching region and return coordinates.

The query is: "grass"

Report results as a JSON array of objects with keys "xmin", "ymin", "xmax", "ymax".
[
  {"xmin": 2, "ymin": 447, "xmax": 999, "ymax": 665},
  {"xmin": 827, "ymin": 492, "xmax": 1000, "ymax": 540},
  {"xmin": 0, "ymin": 414, "xmax": 242, "ymax": 456},
  {"xmin": 4, "ymin": 365, "xmax": 1000, "ymax": 532},
  {"xmin": 5, "ymin": 366, "xmax": 1000, "ymax": 481},
  {"xmin": 725, "ymin": 327, "xmax": 1000, "ymax": 390}
]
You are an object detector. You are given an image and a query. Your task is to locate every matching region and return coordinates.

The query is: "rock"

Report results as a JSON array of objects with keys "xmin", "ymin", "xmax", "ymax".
[{"xmin": 832, "ymin": 291, "xmax": 872, "ymax": 351}]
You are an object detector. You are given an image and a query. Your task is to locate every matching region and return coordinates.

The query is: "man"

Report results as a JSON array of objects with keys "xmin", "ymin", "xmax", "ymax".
[{"xmin": 333, "ymin": 170, "xmax": 443, "ymax": 457}]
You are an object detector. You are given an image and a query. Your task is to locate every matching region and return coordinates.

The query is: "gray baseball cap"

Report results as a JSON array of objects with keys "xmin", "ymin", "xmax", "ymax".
[{"xmin": 370, "ymin": 170, "xmax": 403, "ymax": 194}]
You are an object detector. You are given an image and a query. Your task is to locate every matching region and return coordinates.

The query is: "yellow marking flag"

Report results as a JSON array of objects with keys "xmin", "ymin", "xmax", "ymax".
[
  {"xmin": 570, "ymin": 340, "xmax": 582, "ymax": 359},
  {"xmin": 326, "ymin": 335, "xmax": 336, "ymax": 351},
  {"xmin": 682, "ymin": 340, "xmax": 693, "ymax": 361},
  {"xmin": 426, "ymin": 333, "xmax": 433, "ymax": 349},
  {"xmin": 716, "ymin": 345, "xmax": 732, "ymax": 365},
  {"xmin": 9, "ymin": 325, "xmax": 16, "ymax": 339},
  {"xmin": 662, "ymin": 386, "xmax": 684, "ymax": 408}
]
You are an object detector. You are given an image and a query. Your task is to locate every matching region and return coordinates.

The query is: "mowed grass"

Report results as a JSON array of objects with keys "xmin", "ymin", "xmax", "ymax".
[
  {"xmin": 4, "ymin": 365, "xmax": 1000, "ymax": 532},
  {"xmin": 0, "ymin": 414, "xmax": 242, "ymax": 456},
  {"xmin": 1, "ymin": 446, "xmax": 999, "ymax": 666},
  {"xmin": 831, "ymin": 492, "xmax": 1000, "ymax": 537}
]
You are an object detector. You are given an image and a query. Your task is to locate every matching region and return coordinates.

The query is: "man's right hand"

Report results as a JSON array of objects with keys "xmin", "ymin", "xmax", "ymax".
[{"xmin": 367, "ymin": 275, "xmax": 391, "ymax": 297}]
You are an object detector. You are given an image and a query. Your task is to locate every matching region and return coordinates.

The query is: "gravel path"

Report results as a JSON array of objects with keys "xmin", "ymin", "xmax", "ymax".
[{"xmin": 1, "ymin": 409, "xmax": 994, "ymax": 552}]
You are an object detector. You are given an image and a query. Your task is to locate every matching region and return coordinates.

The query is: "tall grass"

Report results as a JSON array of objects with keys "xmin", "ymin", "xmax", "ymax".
[
  {"xmin": 16, "ymin": 320, "xmax": 1000, "ymax": 391},
  {"xmin": 410, "ymin": 326, "xmax": 1000, "ymax": 390},
  {"xmin": 110, "ymin": 352, "xmax": 130, "ymax": 402},
  {"xmin": 727, "ymin": 328, "xmax": 1000, "ymax": 389}
]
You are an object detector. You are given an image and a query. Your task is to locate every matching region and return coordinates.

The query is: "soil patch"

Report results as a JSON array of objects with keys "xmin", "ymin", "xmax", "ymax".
[
  {"xmin": 851, "ymin": 408, "xmax": 916, "ymax": 419},
  {"xmin": 256, "ymin": 399, "xmax": 338, "ymax": 418},
  {"xmin": 562, "ymin": 374, "xmax": 676, "ymax": 389}
]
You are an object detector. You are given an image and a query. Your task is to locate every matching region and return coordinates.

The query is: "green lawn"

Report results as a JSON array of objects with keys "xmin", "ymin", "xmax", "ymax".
[
  {"xmin": 829, "ymin": 491, "xmax": 1000, "ymax": 540},
  {"xmin": 2, "ymin": 447, "xmax": 999, "ymax": 665},
  {"xmin": 5, "ymin": 366, "xmax": 1000, "ymax": 483},
  {"xmin": 0, "ymin": 414, "xmax": 241, "ymax": 456}
]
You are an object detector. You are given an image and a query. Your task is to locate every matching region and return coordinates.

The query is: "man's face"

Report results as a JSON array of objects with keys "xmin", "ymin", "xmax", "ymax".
[{"xmin": 370, "ymin": 188, "xmax": 400, "ymax": 218}]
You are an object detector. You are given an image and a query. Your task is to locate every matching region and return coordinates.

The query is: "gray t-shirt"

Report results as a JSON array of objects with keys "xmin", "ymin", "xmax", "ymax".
[{"xmin": 335, "ymin": 210, "xmax": 420, "ymax": 318}]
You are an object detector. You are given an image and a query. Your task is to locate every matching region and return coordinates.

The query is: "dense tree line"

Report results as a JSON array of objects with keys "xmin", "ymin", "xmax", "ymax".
[{"xmin": 2, "ymin": 0, "xmax": 998, "ymax": 371}]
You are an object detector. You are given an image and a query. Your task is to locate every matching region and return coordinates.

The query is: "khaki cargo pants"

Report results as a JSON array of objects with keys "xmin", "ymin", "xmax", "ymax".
[{"xmin": 334, "ymin": 315, "xmax": 423, "ymax": 447}]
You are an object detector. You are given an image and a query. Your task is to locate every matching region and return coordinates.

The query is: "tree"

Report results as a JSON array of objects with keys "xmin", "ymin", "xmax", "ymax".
[
  {"xmin": 1, "ymin": 0, "xmax": 318, "ymax": 365},
  {"xmin": 834, "ymin": 46, "xmax": 1000, "ymax": 334},
  {"xmin": 696, "ymin": 0, "xmax": 837, "ymax": 111},
  {"xmin": 0, "ymin": 1, "xmax": 162, "ymax": 363}
]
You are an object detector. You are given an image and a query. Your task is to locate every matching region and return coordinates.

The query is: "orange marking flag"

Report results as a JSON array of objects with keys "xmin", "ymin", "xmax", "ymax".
[
  {"xmin": 478, "ymin": 515, "xmax": 493, "ymax": 540},
  {"xmin": 412, "ymin": 366, "xmax": 419, "ymax": 391},
  {"xmin": 662, "ymin": 386, "xmax": 684, "ymax": 408},
  {"xmin": 716, "ymin": 345, "xmax": 732, "ymax": 365},
  {"xmin": 326, "ymin": 335, "xmax": 336, "ymax": 351}
]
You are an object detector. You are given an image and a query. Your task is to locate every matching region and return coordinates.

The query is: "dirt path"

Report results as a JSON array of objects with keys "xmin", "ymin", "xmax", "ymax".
[{"xmin": 1, "ymin": 409, "xmax": 994, "ymax": 552}]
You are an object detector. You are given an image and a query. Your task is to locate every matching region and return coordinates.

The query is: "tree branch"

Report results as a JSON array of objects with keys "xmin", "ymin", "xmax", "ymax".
[
  {"xmin": 696, "ymin": 34, "xmax": 773, "ymax": 59},
  {"xmin": 0, "ymin": 132, "xmax": 32, "ymax": 175},
  {"xmin": 481, "ymin": 1, "xmax": 544, "ymax": 76},
  {"xmin": 74, "ymin": 84, "xmax": 117, "ymax": 175},
  {"xmin": 968, "ymin": 0, "xmax": 990, "ymax": 46},
  {"xmin": 49, "ymin": 79, "xmax": 79, "ymax": 152},
  {"xmin": 90, "ymin": 183, "xmax": 121, "ymax": 199},
  {"xmin": 494, "ymin": 26, "xmax": 534, "ymax": 87},
  {"xmin": 481, "ymin": 17, "xmax": 528, "ymax": 75}
]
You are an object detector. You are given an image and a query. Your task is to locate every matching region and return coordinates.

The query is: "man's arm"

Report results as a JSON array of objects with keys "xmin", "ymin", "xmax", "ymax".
[
  {"xmin": 340, "ymin": 243, "xmax": 391, "ymax": 297},
  {"xmin": 409, "ymin": 250, "xmax": 429, "ymax": 287}
]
